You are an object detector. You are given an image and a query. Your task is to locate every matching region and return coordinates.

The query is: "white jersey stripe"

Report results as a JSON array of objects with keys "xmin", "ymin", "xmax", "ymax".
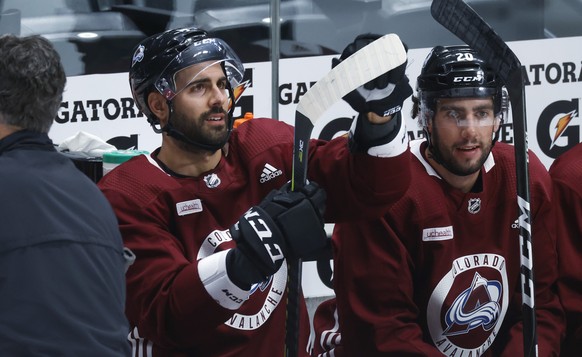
[
  {"xmin": 317, "ymin": 306, "xmax": 341, "ymax": 357},
  {"xmin": 129, "ymin": 325, "xmax": 153, "ymax": 357}
]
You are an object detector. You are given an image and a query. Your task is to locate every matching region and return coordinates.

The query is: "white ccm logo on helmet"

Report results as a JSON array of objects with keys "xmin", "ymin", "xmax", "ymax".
[
  {"xmin": 453, "ymin": 52, "xmax": 483, "ymax": 83},
  {"xmin": 453, "ymin": 74, "xmax": 483, "ymax": 83},
  {"xmin": 244, "ymin": 209, "xmax": 284, "ymax": 263}
]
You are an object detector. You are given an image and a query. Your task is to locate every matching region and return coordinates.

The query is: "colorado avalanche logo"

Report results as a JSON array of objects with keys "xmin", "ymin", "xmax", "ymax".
[
  {"xmin": 250, "ymin": 276, "xmax": 273, "ymax": 294},
  {"xmin": 427, "ymin": 253, "xmax": 509, "ymax": 355},
  {"xmin": 131, "ymin": 45, "xmax": 145, "ymax": 67},
  {"xmin": 197, "ymin": 229, "xmax": 287, "ymax": 331},
  {"xmin": 443, "ymin": 273, "xmax": 501, "ymax": 336}
]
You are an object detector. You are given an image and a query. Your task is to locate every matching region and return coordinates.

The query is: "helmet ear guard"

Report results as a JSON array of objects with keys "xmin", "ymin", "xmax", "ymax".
[{"xmin": 497, "ymin": 86, "xmax": 509, "ymax": 124}]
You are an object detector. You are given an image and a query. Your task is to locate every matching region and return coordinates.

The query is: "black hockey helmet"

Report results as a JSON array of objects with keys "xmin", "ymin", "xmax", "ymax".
[
  {"xmin": 129, "ymin": 27, "xmax": 245, "ymax": 133},
  {"xmin": 416, "ymin": 45, "xmax": 508, "ymax": 128}
]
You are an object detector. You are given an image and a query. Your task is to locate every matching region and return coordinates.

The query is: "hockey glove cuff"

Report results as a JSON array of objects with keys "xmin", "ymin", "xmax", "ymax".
[
  {"xmin": 348, "ymin": 111, "xmax": 403, "ymax": 154},
  {"xmin": 199, "ymin": 250, "xmax": 251, "ymax": 309}
]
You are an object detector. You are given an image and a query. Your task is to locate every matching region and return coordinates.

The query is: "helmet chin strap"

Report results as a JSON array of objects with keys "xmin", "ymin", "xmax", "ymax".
[
  {"xmin": 161, "ymin": 85, "xmax": 236, "ymax": 153},
  {"xmin": 424, "ymin": 127, "xmax": 446, "ymax": 167}
]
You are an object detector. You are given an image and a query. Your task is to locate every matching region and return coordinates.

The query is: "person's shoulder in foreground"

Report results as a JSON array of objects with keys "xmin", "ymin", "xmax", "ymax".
[
  {"xmin": 0, "ymin": 34, "xmax": 130, "ymax": 356},
  {"xmin": 549, "ymin": 142, "xmax": 582, "ymax": 357}
]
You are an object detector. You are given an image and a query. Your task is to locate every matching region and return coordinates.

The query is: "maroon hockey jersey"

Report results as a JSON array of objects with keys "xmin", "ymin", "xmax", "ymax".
[
  {"xmin": 331, "ymin": 140, "xmax": 564, "ymax": 356},
  {"xmin": 98, "ymin": 118, "xmax": 410, "ymax": 357},
  {"xmin": 549, "ymin": 142, "xmax": 582, "ymax": 357}
]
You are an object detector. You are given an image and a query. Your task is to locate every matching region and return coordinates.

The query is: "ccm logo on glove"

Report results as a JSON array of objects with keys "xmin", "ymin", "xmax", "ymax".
[{"xmin": 242, "ymin": 208, "xmax": 285, "ymax": 264}]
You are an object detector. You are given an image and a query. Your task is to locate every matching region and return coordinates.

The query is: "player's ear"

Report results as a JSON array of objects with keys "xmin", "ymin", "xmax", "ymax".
[
  {"xmin": 491, "ymin": 118, "xmax": 501, "ymax": 141},
  {"xmin": 148, "ymin": 92, "xmax": 169, "ymax": 125},
  {"xmin": 426, "ymin": 117, "xmax": 434, "ymax": 135}
]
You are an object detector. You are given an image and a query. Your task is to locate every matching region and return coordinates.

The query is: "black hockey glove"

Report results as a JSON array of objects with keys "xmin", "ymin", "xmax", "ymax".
[
  {"xmin": 227, "ymin": 181, "xmax": 327, "ymax": 289},
  {"xmin": 332, "ymin": 33, "xmax": 413, "ymax": 118},
  {"xmin": 260, "ymin": 181, "xmax": 327, "ymax": 259}
]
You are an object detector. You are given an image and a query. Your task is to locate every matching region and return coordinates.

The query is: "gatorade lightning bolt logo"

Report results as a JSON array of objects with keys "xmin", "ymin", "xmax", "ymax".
[
  {"xmin": 550, "ymin": 110, "xmax": 577, "ymax": 149},
  {"xmin": 228, "ymin": 80, "xmax": 251, "ymax": 110},
  {"xmin": 537, "ymin": 98, "xmax": 580, "ymax": 158}
]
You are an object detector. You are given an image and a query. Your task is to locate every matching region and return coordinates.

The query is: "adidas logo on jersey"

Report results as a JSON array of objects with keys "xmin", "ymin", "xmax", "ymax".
[{"xmin": 260, "ymin": 163, "xmax": 283, "ymax": 183}]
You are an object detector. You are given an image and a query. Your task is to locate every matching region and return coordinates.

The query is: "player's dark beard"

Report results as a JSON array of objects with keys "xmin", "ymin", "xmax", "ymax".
[
  {"xmin": 428, "ymin": 125, "xmax": 492, "ymax": 177},
  {"xmin": 172, "ymin": 106, "xmax": 229, "ymax": 153}
]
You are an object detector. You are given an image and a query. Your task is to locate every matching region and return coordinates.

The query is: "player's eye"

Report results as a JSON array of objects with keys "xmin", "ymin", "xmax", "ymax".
[
  {"xmin": 191, "ymin": 82, "xmax": 208, "ymax": 95},
  {"xmin": 476, "ymin": 110, "xmax": 489, "ymax": 119},
  {"xmin": 446, "ymin": 110, "xmax": 461, "ymax": 121}
]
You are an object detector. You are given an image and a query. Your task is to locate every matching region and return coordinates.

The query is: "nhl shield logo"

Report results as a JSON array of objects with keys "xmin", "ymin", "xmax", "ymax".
[
  {"xmin": 203, "ymin": 173, "xmax": 221, "ymax": 188},
  {"xmin": 468, "ymin": 198, "xmax": 481, "ymax": 214}
]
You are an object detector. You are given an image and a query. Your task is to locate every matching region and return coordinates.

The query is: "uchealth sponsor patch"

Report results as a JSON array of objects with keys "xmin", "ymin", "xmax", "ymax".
[
  {"xmin": 423, "ymin": 226, "xmax": 454, "ymax": 241},
  {"xmin": 176, "ymin": 199, "xmax": 203, "ymax": 216}
]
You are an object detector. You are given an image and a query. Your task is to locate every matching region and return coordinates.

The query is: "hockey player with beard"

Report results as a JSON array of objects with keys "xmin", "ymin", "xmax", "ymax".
[
  {"xmin": 98, "ymin": 28, "xmax": 412, "ymax": 356},
  {"xmin": 317, "ymin": 44, "xmax": 565, "ymax": 356}
]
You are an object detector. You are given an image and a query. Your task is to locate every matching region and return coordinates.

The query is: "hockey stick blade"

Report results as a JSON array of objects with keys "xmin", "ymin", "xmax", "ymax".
[
  {"xmin": 291, "ymin": 33, "xmax": 406, "ymax": 191},
  {"xmin": 285, "ymin": 34, "xmax": 406, "ymax": 357},
  {"xmin": 431, "ymin": 1, "xmax": 537, "ymax": 356},
  {"xmin": 430, "ymin": 0, "xmax": 521, "ymax": 82}
]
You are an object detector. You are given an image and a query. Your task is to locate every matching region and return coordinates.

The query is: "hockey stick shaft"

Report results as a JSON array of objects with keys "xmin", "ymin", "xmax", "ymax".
[
  {"xmin": 430, "ymin": 1, "xmax": 537, "ymax": 356},
  {"xmin": 285, "ymin": 34, "xmax": 407, "ymax": 357}
]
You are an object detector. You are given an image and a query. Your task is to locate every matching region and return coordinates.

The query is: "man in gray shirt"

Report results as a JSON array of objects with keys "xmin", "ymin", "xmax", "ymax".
[{"xmin": 0, "ymin": 34, "xmax": 130, "ymax": 356}]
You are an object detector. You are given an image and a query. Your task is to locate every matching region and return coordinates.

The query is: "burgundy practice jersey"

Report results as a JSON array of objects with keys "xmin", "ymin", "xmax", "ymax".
[
  {"xmin": 98, "ymin": 118, "xmax": 410, "ymax": 357},
  {"xmin": 332, "ymin": 140, "xmax": 564, "ymax": 356},
  {"xmin": 549, "ymin": 142, "xmax": 582, "ymax": 357}
]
